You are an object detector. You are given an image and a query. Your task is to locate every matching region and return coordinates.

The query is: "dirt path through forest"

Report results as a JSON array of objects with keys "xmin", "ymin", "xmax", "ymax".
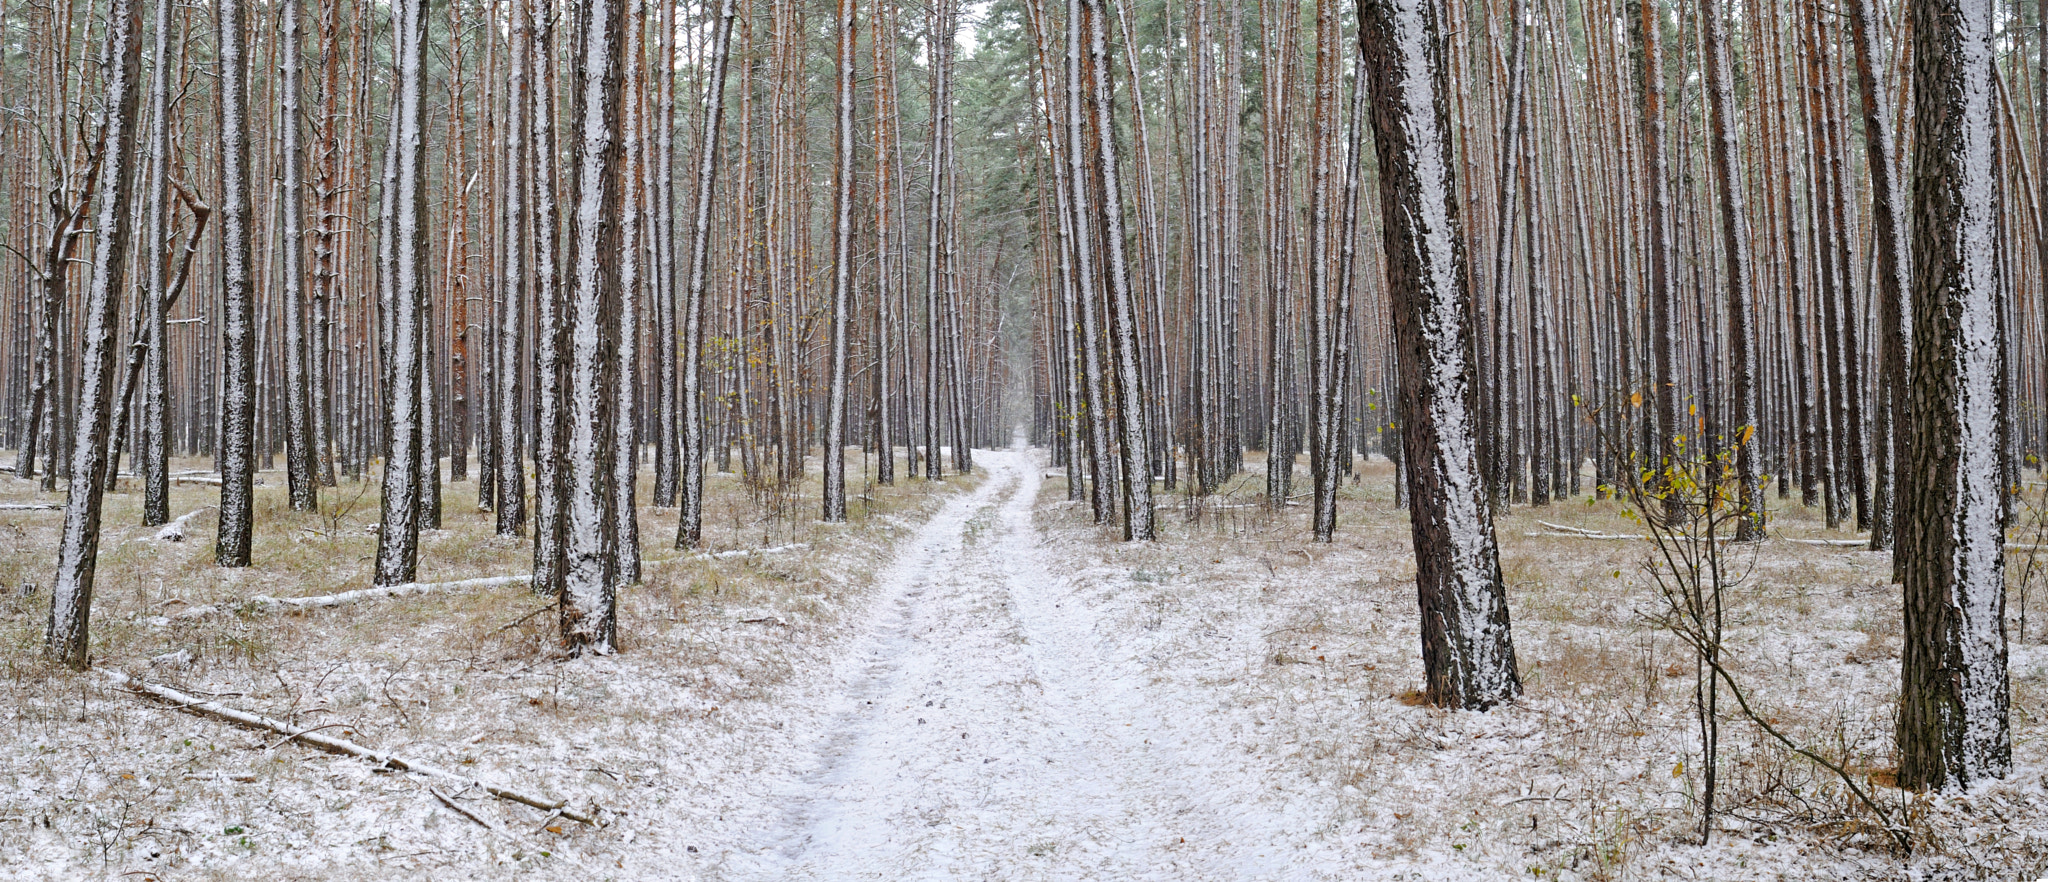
[{"xmin": 721, "ymin": 446, "xmax": 1294, "ymax": 880}]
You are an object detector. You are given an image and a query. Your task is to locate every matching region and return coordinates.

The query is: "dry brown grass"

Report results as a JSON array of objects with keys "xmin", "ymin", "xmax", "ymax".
[
  {"xmin": 0, "ymin": 449, "xmax": 977, "ymax": 879},
  {"xmin": 1037, "ymin": 452, "xmax": 2048, "ymax": 880}
]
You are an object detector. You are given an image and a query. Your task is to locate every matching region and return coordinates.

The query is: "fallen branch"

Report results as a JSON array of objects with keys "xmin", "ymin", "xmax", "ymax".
[
  {"xmin": 0, "ymin": 502, "xmax": 62, "ymax": 511},
  {"xmin": 1524, "ymin": 530, "xmax": 1646, "ymax": 541},
  {"xmin": 106, "ymin": 671, "xmax": 597, "ymax": 825},
  {"xmin": 432, "ymin": 787, "xmax": 526, "ymax": 845},
  {"xmin": 166, "ymin": 543, "xmax": 810, "ymax": 622},
  {"xmin": 644, "ymin": 542, "xmax": 809, "ymax": 567},
  {"xmin": 150, "ymin": 507, "xmax": 211, "ymax": 542},
  {"xmin": 170, "ymin": 574, "xmax": 532, "ymax": 620},
  {"xmin": 1782, "ymin": 537, "xmax": 1871, "ymax": 547}
]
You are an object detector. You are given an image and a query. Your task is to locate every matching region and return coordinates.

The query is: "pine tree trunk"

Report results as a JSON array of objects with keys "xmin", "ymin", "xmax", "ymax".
[
  {"xmin": 279, "ymin": 0, "xmax": 318, "ymax": 512},
  {"xmin": 676, "ymin": 0, "xmax": 737, "ymax": 550},
  {"xmin": 558, "ymin": 0, "xmax": 628, "ymax": 654},
  {"xmin": 1358, "ymin": 0, "xmax": 1520, "ymax": 710},
  {"xmin": 215, "ymin": 0, "xmax": 258, "ymax": 568},
  {"xmin": 1701, "ymin": 0, "xmax": 1763, "ymax": 539},
  {"xmin": 1898, "ymin": 0, "xmax": 2011, "ymax": 792},
  {"xmin": 45, "ymin": 0, "xmax": 143, "ymax": 669},
  {"xmin": 823, "ymin": 0, "xmax": 856, "ymax": 522},
  {"xmin": 373, "ymin": 0, "xmax": 430, "ymax": 586}
]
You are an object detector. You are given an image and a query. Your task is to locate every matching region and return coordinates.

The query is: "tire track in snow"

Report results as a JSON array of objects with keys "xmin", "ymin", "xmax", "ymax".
[{"xmin": 725, "ymin": 448, "xmax": 1293, "ymax": 881}]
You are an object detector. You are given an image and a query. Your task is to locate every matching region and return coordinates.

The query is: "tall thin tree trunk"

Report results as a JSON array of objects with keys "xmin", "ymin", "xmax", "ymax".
[
  {"xmin": 45, "ymin": 0, "xmax": 143, "ymax": 669},
  {"xmin": 676, "ymin": 0, "xmax": 738, "ymax": 549},
  {"xmin": 215, "ymin": 0, "xmax": 258, "ymax": 567},
  {"xmin": 373, "ymin": 0, "xmax": 430, "ymax": 586},
  {"xmin": 823, "ymin": 0, "xmax": 856, "ymax": 522}
]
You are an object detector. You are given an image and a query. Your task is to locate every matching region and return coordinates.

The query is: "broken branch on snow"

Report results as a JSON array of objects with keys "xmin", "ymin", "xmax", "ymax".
[{"xmin": 105, "ymin": 670, "xmax": 598, "ymax": 825}]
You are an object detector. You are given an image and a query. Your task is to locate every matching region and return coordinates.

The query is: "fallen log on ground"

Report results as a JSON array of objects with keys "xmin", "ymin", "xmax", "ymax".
[
  {"xmin": 164, "ymin": 543, "xmax": 810, "ymax": 621},
  {"xmin": 106, "ymin": 670, "xmax": 597, "ymax": 825},
  {"xmin": 171, "ymin": 574, "xmax": 531, "ymax": 620},
  {"xmin": 150, "ymin": 507, "xmax": 210, "ymax": 542},
  {"xmin": 0, "ymin": 502, "xmax": 62, "ymax": 511}
]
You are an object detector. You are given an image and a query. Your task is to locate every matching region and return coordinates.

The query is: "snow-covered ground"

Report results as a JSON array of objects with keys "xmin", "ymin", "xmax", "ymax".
[{"xmin": 4, "ymin": 446, "xmax": 2047, "ymax": 880}]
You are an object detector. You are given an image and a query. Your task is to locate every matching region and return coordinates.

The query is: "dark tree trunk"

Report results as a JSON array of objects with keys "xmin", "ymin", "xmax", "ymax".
[
  {"xmin": 1897, "ymin": 0, "xmax": 2010, "ymax": 792},
  {"xmin": 45, "ymin": 0, "xmax": 143, "ymax": 669},
  {"xmin": 1358, "ymin": 0, "xmax": 1520, "ymax": 710}
]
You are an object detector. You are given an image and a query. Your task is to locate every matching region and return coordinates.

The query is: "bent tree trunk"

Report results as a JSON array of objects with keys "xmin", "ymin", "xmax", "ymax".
[
  {"xmin": 1897, "ymin": 0, "xmax": 2010, "ymax": 792},
  {"xmin": 1357, "ymin": 0, "xmax": 1520, "ymax": 710},
  {"xmin": 46, "ymin": 0, "xmax": 144, "ymax": 669}
]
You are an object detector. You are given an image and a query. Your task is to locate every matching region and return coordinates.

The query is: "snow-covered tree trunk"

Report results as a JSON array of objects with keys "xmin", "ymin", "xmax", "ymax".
[
  {"xmin": 676, "ymin": 0, "xmax": 737, "ymax": 550},
  {"xmin": 45, "ymin": 0, "xmax": 143, "ymax": 668},
  {"xmin": 823, "ymin": 0, "xmax": 856, "ymax": 523},
  {"xmin": 558, "ymin": 0, "xmax": 627, "ymax": 654},
  {"xmin": 1628, "ymin": 0, "xmax": 1678, "ymax": 506},
  {"xmin": 1847, "ymin": 0, "xmax": 1910, "ymax": 553},
  {"xmin": 1357, "ymin": 0, "xmax": 1520, "ymax": 710},
  {"xmin": 1061, "ymin": 0, "xmax": 1112, "ymax": 521},
  {"xmin": 496, "ymin": 5, "xmax": 529, "ymax": 538},
  {"xmin": 1084, "ymin": 0, "xmax": 1151, "ymax": 540},
  {"xmin": 374, "ymin": 0, "xmax": 430, "ymax": 586},
  {"xmin": 215, "ymin": 0, "xmax": 258, "ymax": 568},
  {"xmin": 1898, "ymin": 0, "xmax": 2010, "ymax": 792},
  {"xmin": 530, "ymin": 0, "xmax": 567, "ymax": 594},
  {"xmin": 923, "ymin": 0, "xmax": 957, "ymax": 483},
  {"xmin": 652, "ymin": 0, "xmax": 680, "ymax": 508},
  {"xmin": 279, "ymin": 0, "xmax": 318, "ymax": 513},
  {"xmin": 138, "ymin": 0, "xmax": 179, "ymax": 527}
]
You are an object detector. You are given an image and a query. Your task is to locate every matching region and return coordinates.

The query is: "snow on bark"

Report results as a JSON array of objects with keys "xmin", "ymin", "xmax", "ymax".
[
  {"xmin": 214, "ymin": 0, "xmax": 257, "ymax": 568},
  {"xmin": 559, "ymin": 0, "xmax": 628, "ymax": 654},
  {"xmin": 279, "ymin": 0, "xmax": 318, "ymax": 513},
  {"xmin": 138, "ymin": 0, "xmax": 178, "ymax": 528},
  {"xmin": 1701, "ymin": 0, "xmax": 1763, "ymax": 539},
  {"xmin": 374, "ymin": 0, "xmax": 431, "ymax": 586},
  {"xmin": 46, "ymin": 0, "xmax": 145, "ymax": 668},
  {"xmin": 1083, "ymin": 0, "xmax": 1153, "ymax": 541},
  {"xmin": 824, "ymin": 0, "xmax": 856, "ymax": 523},
  {"xmin": 496, "ymin": 7, "xmax": 530, "ymax": 538},
  {"xmin": 677, "ymin": 0, "xmax": 738, "ymax": 549},
  {"xmin": 1899, "ymin": 0, "xmax": 2010, "ymax": 791},
  {"xmin": 1357, "ymin": 0, "xmax": 1520, "ymax": 709},
  {"xmin": 1061, "ymin": 0, "xmax": 1113, "ymax": 523}
]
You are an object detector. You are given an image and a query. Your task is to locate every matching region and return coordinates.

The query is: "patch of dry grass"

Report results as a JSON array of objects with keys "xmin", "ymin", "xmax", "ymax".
[
  {"xmin": 1038, "ymin": 453, "xmax": 2048, "ymax": 880},
  {"xmin": 0, "ymin": 449, "xmax": 978, "ymax": 879}
]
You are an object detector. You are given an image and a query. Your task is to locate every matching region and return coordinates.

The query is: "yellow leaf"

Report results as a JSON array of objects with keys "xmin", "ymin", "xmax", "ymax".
[
  {"xmin": 1672, "ymin": 761, "xmax": 1685, "ymax": 778},
  {"xmin": 1630, "ymin": 391, "xmax": 1643, "ymax": 408}
]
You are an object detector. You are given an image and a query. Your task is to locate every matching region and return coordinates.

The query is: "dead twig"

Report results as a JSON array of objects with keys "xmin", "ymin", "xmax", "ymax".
[{"xmin": 106, "ymin": 670, "xmax": 599, "ymax": 825}]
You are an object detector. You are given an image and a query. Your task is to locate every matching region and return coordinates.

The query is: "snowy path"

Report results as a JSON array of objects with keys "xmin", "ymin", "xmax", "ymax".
[{"xmin": 723, "ymin": 446, "xmax": 1297, "ymax": 881}]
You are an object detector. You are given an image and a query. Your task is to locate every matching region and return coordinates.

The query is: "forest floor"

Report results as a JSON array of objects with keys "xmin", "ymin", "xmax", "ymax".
[{"xmin": 3, "ymin": 443, "xmax": 2047, "ymax": 880}]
